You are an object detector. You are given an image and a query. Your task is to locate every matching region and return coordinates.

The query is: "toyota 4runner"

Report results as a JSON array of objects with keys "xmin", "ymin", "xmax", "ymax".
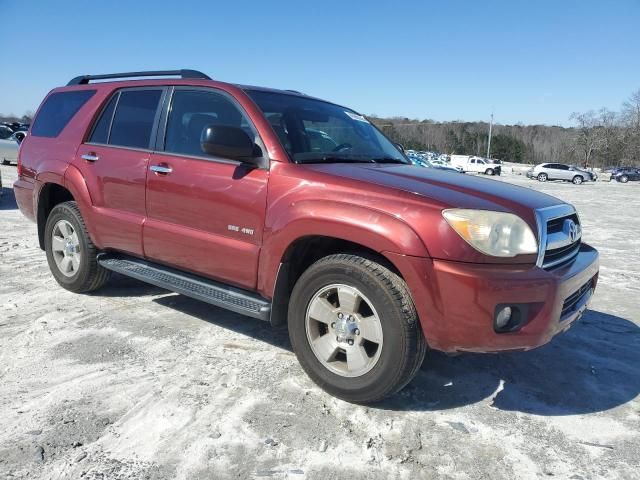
[{"xmin": 14, "ymin": 70, "xmax": 599, "ymax": 402}]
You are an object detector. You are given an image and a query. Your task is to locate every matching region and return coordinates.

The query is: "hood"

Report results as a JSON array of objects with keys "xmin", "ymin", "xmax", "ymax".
[{"xmin": 304, "ymin": 163, "xmax": 564, "ymax": 215}]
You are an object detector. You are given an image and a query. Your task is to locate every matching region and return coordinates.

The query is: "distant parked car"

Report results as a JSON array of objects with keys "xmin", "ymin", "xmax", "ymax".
[
  {"xmin": 0, "ymin": 131, "xmax": 23, "ymax": 165},
  {"xmin": 0, "ymin": 125, "xmax": 14, "ymax": 139},
  {"xmin": 526, "ymin": 163, "xmax": 595, "ymax": 184},
  {"xmin": 408, "ymin": 155, "xmax": 463, "ymax": 173},
  {"xmin": 610, "ymin": 167, "xmax": 640, "ymax": 183},
  {"xmin": 450, "ymin": 155, "xmax": 501, "ymax": 175},
  {"xmin": 428, "ymin": 159, "xmax": 463, "ymax": 172},
  {"xmin": 13, "ymin": 130, "xmax": 27, "ymax": 142}
]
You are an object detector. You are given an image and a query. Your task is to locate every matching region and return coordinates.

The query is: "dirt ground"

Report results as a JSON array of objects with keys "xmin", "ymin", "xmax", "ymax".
[{"xmin": 1, "ymin": 164, "xmax": 639, "ymax": 480}]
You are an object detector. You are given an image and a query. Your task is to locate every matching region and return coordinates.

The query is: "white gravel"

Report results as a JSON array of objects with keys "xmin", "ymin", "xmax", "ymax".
[{"xmin": 0, "ymin": 165, "xmax": 638, "ymax": 479}]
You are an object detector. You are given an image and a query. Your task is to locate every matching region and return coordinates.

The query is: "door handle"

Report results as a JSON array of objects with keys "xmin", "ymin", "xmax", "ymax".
[
  {"xmin": 81, "ymin": 153, "xmax": 99, "ymax": 162},
  {"xmin": 150, "ymin": 164, "xmax": 173, "ymax": 174}
]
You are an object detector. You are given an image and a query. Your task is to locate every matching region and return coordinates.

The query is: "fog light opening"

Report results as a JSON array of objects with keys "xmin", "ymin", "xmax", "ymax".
[{"xmin": 494, "ymin": 304, "xmax": 526, "ymax": 333}]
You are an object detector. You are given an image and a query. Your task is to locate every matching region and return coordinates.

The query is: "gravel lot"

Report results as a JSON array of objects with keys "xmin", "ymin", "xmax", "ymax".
[{"xmin": 1, "ymin": 164, "xmax": 638, "ymax": 480}]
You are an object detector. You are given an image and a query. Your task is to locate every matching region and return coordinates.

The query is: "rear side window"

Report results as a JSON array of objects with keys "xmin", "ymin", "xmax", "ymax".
[
  {"xmin": 107, "ymin": 90, "xmax": 162, "ymax": 149},
  {"xmin": 31, "ymin": 90, "xmax": 96, "ymax": 138}
]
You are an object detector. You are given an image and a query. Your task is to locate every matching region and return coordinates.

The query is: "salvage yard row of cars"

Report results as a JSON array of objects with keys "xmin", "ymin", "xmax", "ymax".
[{"xmin": 0, "ymin": 122, "xmax": 29, "ymax": 165}]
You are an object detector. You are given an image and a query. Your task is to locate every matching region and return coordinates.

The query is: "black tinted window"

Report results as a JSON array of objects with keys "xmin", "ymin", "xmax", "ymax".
[
  {"xmin": 164, "ymin": 89, "xmax": 253, "ymax": 157},
  {"xmin": 89, "ymin": 94, "xmax": 118, "ymax": 144},
  {"xmin": 109, "ymin": 90, "xmax": 162, "ymax": 149},
  {"xmin": 31, "ymin": 90, "xmax": 95, "ymax": 138}
]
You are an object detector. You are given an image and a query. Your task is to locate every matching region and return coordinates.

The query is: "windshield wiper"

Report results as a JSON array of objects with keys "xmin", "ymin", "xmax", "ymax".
[
  {"xmin": 295, "ymin": 156, "xmax": 376, "ymax": 164},
  {"xmin": 370, "ymin": 157, "xmax": 408, "ymax": 164}
]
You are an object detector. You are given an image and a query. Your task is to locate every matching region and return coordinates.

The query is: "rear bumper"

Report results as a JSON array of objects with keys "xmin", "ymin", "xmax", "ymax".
[
  {"xmin": 14, "ymin": 178, "xmax": 36, "ymax": 222},
  {"xmin": 386, "ymin": 244, "xmax": 599, "ymax": 353}
]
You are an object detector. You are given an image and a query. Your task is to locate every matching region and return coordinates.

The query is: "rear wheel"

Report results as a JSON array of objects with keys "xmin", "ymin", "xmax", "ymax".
[
  {"xmin": 288, "ymin": 254, "xmax": 426, "ymax": 403},
  {"xmin": 44, "ymin": 201, "xmax": 111, "ymax": 293},
  {"xmin": 537, "ymin": 173, "xmax": 548, "ymax": 182},
  {"xmin": 620, "ymin": 175, "xmax": 629, "ymax": 183},
  {"xmin": 572, "ymin": 175, "xmax": 584, "ymax": 185},
  {"xmin": 485, "ymin": 168, "xmax": 495, "ymax": 176}
]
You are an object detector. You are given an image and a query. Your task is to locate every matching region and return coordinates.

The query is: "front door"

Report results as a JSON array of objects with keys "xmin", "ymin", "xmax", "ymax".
[
  {"xmin": 143, "ymin": 87, "xmax": 269, "ymax": 290},
  {"xmin": 74, "ymin": 88, "xmax": 165, "ymax": 256}
]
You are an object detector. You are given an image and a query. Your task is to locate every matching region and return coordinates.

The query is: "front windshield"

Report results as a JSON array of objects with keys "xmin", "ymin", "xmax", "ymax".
[{"xmin": 246, "ymin": 90, "xmax": 408, "ymax": 164}]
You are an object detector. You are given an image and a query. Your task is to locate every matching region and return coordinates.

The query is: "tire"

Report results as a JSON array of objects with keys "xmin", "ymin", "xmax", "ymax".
[
  {"xmin": 537, "ymin": 173, "xmax": 548, "ymax": 182},
  {"xmin": 572, "ymin": 175, "xmax": 584, "ymax": 185},
  {"xmin": 288, "ymin": 254, "xmax": 427, "ymax": 403},
  {"xmin": 44, "ymin": 201, "xmax": 111, "ymax": 293},
  {"xmin": 485, "ymin": 168, "xmax": 494, "ymax": 176},
  {"xmin": 620, "ymin": 175, "xmax": 629, "ymax": 183}
]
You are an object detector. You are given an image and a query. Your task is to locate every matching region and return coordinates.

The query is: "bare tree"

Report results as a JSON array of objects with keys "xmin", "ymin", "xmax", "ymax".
[
  {"xmin": 621, "ymin": 89, "xmax": 640, "ymax": 163},
  {"xmin": 570, "ymin": 111, "xmax": 604, "ymax": 167},
  {"xmin": 597, "ymin": 108, "xmax": 623, "ymax": 166}
]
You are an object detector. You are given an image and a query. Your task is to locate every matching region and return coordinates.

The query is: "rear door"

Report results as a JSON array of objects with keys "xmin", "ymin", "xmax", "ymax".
[
  {"xmin": 545, "ymin": 163, "xmax": 561, "ymax": 180},
  {"xmin": 74, "ymin": 88, "xmax": 165, "ymax": 256},
  {"xmin": 557, "ymin": 164, "xmax": 573, "ymax": 180},
  {"xmin": 143, "ymin": 87, "xmax": 269, "ymax": 289}
]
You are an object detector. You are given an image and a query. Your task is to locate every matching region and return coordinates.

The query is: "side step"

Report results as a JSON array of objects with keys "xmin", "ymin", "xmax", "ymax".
[{"xmin": 97, "ymin": 254, "xmax": 271, "ymax": 321}]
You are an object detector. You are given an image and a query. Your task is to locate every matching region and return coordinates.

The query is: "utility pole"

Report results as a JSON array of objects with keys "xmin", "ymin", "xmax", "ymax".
[{"xmin": 486, "ymin": 112, "xmax": 493, "ymax": 159}]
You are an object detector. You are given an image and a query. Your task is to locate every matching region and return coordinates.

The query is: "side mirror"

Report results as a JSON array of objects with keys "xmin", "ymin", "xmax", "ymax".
[{"xmin": 201, "ymin": 125, "xmax": 259, "ymax": 163}]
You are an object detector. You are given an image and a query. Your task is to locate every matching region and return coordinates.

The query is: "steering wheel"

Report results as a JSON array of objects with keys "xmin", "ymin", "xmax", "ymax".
[{"xmin": 332, "ymin": 143, "xmax": 353, "ymax": 152}]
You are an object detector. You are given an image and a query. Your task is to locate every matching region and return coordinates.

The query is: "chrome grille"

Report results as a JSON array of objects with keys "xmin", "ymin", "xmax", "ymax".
[{"xmin": 535, "ymin": 205, "xmax": 582, "ymax": 270}]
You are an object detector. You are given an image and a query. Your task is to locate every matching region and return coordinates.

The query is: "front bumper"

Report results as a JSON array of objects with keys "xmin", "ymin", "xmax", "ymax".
[{"xmin": 386, "ymin": 244, "xmax": 599, "ymax": 353}]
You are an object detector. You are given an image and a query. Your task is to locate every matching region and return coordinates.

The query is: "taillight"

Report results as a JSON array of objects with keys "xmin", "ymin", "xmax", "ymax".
[{"xmin": 16, "ymin": 142, "xmax": 23, "ymax": 176}]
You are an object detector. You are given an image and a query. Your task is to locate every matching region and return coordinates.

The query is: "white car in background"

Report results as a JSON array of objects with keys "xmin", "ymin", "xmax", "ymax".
[{"xmin": 0, "ymin": 130, "xmax": 24, "ymax": 165}]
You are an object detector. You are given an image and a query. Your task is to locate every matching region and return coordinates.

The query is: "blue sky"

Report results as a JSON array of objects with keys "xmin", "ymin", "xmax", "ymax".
[{"xmin": 1, "ymin": 0, "xmax": 638, "ymax": 126}]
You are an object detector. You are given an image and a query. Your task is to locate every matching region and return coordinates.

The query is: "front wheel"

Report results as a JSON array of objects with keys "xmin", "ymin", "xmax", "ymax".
[
  {"xmin": 537, "ymin": 173, "xmax": 548, "ymax": 182},
  {"xmin": 572, "ymin": 175, "xmax": 584, "ymax": 185},
  {"xmin": 619, "ymin": 175, "xmax": 629, "ymax": 183},
  {"xmin": 44, "ymin": 201, "xmax": 111, "ymax": 293},
  {"xmin": 288, "ymin": 254, "xmax": 426, "ymax": 403},
  {"xmin": 485, "ymin": 168, "xmax": 495, "ymax": 176}
]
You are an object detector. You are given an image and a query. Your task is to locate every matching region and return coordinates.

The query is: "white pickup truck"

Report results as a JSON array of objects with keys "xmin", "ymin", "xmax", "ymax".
[{"xmin": 450, "ymin": 155, "xmax": 501, "ymax": 176}]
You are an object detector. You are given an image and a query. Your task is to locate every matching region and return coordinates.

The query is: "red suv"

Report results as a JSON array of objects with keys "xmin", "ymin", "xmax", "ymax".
[{"xmin": 14, "ymin": 70, "xmax": 599, "ymax": 402}]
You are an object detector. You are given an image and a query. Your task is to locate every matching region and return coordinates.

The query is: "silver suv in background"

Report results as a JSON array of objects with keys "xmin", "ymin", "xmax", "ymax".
[{"xmin": 526, "ymin": 163, "xmax": 596, "ymax": 184}]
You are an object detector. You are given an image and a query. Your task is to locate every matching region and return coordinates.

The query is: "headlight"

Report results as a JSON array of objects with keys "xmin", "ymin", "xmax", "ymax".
[{"xmin": 442, "ymin": 209, "xmax": 538, "ymax": 257}]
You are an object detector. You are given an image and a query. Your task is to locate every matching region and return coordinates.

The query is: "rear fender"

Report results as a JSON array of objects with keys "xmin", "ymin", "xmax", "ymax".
[{"xmin": 63, "ymin": 163, "xmax": 103, "ymax": 248}]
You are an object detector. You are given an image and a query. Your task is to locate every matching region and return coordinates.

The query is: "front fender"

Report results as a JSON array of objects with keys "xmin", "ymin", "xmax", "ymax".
[{"xmin": 257, "ymin": 199, "xmax": 429, "ymax": 297}]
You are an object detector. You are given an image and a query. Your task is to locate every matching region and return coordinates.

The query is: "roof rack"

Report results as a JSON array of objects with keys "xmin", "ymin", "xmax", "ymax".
[{"xmin": 67, "ymin": 69, "xmax": 211, "ymax": 86}]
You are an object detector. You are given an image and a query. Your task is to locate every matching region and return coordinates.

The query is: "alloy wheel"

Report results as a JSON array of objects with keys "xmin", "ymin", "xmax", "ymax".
[
  {"xmin": 305, "ymin": 284, "xmax": 383, "ymax": 377},
  {"xmin": 51, "ymin": 219, "xmax": 81, "ymax": 277}
]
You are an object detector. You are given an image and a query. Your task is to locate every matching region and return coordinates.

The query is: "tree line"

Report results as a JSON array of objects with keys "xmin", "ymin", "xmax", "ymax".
[{"xmin": 370, "ymin": 88, "xmax": 640, "ymax": 168}]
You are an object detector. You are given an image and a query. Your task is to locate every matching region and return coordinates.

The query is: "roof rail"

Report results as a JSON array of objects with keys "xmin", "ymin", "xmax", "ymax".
[{"xmin": 66, "ymin": 69, "xmax": 211, "ymax": 86}]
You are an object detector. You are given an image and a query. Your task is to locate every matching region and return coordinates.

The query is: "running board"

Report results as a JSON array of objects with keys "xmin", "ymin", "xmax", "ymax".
[{"xmin": 97, "ymin": 254, "xmax": 271, "ymax": 321}]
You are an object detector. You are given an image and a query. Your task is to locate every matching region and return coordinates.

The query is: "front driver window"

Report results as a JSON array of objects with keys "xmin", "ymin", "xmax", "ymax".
[{"xmin": 164, "ymin": 90, "xmax": 255, "ymax": 158}]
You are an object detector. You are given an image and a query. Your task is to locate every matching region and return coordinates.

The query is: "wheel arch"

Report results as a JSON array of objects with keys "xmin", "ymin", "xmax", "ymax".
[
  {"xmin": 36, "ymin": 182, "xmax": 75, "ymax": 250},
  {"xmin": 266, "ymin": 234, "xmax": 410, "ymax": 327}
]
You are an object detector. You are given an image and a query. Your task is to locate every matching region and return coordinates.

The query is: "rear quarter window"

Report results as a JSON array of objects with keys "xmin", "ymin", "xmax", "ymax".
[{"xmin": 31, "ymin": 90, "xmax": 96, "ymax": 138}]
